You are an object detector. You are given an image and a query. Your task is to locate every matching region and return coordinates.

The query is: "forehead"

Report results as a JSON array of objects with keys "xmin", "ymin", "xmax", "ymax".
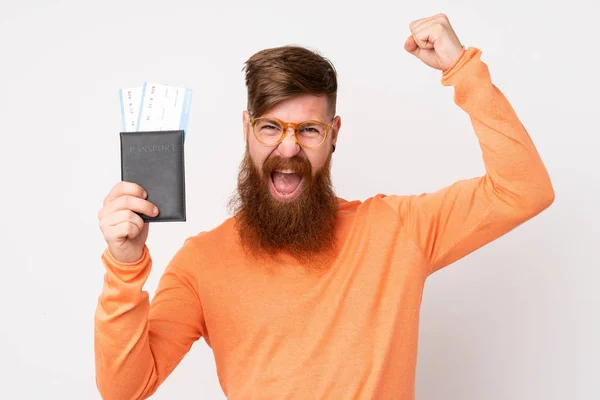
[{"xmin": 262, "ymin": 94, "xmax": 329, "ymax": 122}]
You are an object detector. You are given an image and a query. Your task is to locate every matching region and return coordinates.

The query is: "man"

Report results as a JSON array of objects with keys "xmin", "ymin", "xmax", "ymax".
[{"xmin": 95, "ymin": 14, "xmax": 554, "ymax": 400}]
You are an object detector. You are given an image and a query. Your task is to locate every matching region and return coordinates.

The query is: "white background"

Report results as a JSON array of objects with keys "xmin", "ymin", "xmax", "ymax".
[{"xmin": 0, "ymin": 0, "xmax": 597, "ymax": 399}]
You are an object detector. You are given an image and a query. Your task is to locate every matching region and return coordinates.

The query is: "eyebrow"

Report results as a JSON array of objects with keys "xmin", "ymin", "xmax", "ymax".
[
  {"xmin": 262, "ymin": 116, "xmax": 326, "ymax": 124},
  {"xmin": 261, "ymin": 118, "xmax": 281, "ymax": 125}
]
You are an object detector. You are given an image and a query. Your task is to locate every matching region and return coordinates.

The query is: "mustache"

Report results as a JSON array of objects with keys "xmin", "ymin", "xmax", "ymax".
[
  {"xmin": 262, "ymin": 155, "xmax": 312, "ymax": 178},
  {"xmin": 231, "ymin": 148, "xmax": 339, "ymax": 265}
]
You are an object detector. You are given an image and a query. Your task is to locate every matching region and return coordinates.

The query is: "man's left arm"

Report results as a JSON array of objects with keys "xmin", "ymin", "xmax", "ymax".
[{"xmin": 383, "ymin": 14, "xmax": 555, "ymax": 274}]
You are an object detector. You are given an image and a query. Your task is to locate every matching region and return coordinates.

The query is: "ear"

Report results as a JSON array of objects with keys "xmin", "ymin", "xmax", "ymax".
[
  {"xmin": 331, "ymin": 115, "xmax": 341, "ymax": 148},
  {"xmin": 242, "ymin": 110, "xmax": 250, "ymax": 141}
]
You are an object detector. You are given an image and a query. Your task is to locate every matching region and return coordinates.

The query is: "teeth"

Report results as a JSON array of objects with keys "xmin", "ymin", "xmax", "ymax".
[{"xmin": 276, "ymin": 169, "xmax": 294, "ymax": 174}]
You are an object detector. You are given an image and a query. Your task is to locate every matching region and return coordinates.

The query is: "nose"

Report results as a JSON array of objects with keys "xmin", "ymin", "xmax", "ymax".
[{"xmin": 276, "ymin": 127, "xmax": 301, "ymax": 158}]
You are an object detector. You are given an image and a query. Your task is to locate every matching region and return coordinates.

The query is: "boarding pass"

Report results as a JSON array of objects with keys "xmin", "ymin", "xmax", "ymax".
[{"xmin": 119, "ymin": 82, "xmax": 192, "ymax": 139}]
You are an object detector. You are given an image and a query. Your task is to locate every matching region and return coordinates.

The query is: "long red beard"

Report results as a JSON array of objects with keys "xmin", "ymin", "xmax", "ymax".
[{"xmin": 228, "ymin": 147, "xmax": 339, "ymax": 265}]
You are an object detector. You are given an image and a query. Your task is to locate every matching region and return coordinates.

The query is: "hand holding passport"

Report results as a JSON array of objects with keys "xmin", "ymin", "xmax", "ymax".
[{"xmin": 118, "ymin": 82, "xmax": 192, "ymax": 222}]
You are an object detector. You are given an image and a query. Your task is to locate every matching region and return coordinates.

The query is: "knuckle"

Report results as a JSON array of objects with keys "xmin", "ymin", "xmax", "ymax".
[
  {"xmin": 117, "ymin": 181, "xmax": 129, "ymax": 197},
  {"xmin": 112, "ymin": 182, "xmax": 123, "ymax": 196},
  {"xmin": 125, "ymin": 182, "xmax": 136, "ymax": 194},
  {"xmin": 127, "ymin": 181, "xmax": 140, "ymax": 194},
  {"xmin": 128, "ymin": 222, "xmax": 139, "ymax": 237},
  {"xmin": 127, "ymin": 210, "xmax": 137, "ymax": 221},
  {"xmin": 115, "ymin": 225, "xmax": 127, "ymax": 238},
  {"xmin": 103, "ymin": 230, "xmax": 114, "ymax": 242},
  {"xmin": 135, "ymin": 213, "xmax": 144, "ymax": 226},
  {"xmin": 103, "ymin": 190, "xmax": 114, "ymax": 206},
  {"xmin": 123, "ymin": 195, "xmax": 133, "ymax": 210}
]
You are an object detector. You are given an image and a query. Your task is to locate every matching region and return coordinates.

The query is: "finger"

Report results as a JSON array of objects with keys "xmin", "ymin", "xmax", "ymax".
[
  {"xmin": 105, "ymin": 195, "xmax": 158, "ymax": 218},
  {"xmin": 411, "ymin": 26, "xmax": 436, "ymax": 49},
  {"xmin": 412, "ymin": 21, "xmax": 445, "ymax": 50},
  {"xmin": 103, "ymin": 181, "xmax": 147, "ymax": 206},
  {"xmin": 410, "ymin": 13, "xmax": 448, "ymax": 32},
  {"xmin": 103, "ymin": 220, "xmax": 143, "ymax": 242},
  {"xmin": 409, "ymin": 17, "xmax": 436, "ymax": 46},
  {"xmin": 404, "ymin": 35, "xmax": 419, "ymax": 54},
  {"xmin": 416, "ymin": 34, "xmax": 435, "ymax": 49},
  {"xmin": 102, "ymin": 209, "xmax": 145, "ymax": 230},
  {"xmin": 409, "ymin": 16, "xmax": 431, "ymax": 33}
]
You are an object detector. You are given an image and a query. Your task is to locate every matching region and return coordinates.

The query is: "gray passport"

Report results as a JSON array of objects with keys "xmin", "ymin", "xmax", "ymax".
[{"xmin": 120, "ymin": 130, "xmax": 186, "ymax": 222}]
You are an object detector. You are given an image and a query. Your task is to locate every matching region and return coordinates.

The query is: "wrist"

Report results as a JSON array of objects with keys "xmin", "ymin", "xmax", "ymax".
[
  {"xmin": 105, "ymin": 245, "xmax": 149, "ymax": 267},
  {"xmin": 441, "ymin": 46, "xmax": 484, "ymax": 87}
]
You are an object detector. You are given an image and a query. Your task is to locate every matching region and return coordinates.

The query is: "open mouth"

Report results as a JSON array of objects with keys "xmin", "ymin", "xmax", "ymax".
[{"xmin": 269, "ymin": 169, "xmax": 304, "ymax": 200}]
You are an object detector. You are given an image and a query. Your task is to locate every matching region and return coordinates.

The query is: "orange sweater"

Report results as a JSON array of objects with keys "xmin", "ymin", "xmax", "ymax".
[{"xmin": 95, "ymin": 47, "xmax": 554, "ymax": 400}]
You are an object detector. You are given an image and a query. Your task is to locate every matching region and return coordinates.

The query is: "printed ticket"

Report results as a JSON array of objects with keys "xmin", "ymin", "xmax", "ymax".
[
  {"xmin": 119, "ymin": 82, "xmax": 192, "ymax": 138},
  {"xmin": 136, "ymin": 82, "xmax": 193, "ymax": 137},
  {"xmin": 119, "ymin": 87, "xmax": 143, "ymax": 132}
]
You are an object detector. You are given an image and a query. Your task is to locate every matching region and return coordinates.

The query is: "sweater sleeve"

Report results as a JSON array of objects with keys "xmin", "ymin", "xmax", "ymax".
[
  {"xmin": 94, "ymin": 239, "xmax": 206, "ymax": 400},
  {"xmin": 384, "ymin": 47, "xmax": 555, "ymax": 275}
]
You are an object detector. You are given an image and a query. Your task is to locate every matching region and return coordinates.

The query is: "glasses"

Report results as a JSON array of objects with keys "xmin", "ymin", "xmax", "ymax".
[{"xmin": 250, "ymin": 116, "xmax": 334, "ymax": 149}]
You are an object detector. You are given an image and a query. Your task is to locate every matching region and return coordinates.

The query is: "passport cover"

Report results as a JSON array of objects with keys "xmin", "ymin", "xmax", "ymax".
[{"xmin": 120, "ymin": 130, "xmax": 186, "ymax": 222}]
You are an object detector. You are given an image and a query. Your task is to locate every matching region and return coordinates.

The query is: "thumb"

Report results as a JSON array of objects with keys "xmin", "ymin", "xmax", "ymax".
[{"xmin": 404, "ymin": 35, "xmax": 419, "ymax": 55}]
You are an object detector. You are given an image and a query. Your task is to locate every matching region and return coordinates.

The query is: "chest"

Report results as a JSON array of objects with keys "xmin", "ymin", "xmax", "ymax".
[
  {"xmin": 200, "ymin": 234, "xmax": 427, "ymax": 362},
  {"xmin": 196, "ymin": 210, "xmax": 428, "ymax": 393}
]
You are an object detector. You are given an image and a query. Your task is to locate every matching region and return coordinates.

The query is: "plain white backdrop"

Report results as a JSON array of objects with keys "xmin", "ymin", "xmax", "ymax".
[{"xmin": 0, "ymin": 0, "xmax": 597, "ymax": 399}]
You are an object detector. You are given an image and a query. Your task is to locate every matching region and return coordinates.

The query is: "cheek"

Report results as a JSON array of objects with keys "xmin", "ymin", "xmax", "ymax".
[
  {"xmin": 306, "ymin": 149, "xmax": 330, "ymax": 176},
  {"xmin": 248, "ymin": 139, "xmax": 270, "ymax": 173}
]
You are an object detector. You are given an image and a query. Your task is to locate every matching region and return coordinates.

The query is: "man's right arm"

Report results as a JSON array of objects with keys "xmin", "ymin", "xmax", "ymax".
[{"xmin": 94, "ymin": 239, "xmax": 205, "ymax": 400}]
